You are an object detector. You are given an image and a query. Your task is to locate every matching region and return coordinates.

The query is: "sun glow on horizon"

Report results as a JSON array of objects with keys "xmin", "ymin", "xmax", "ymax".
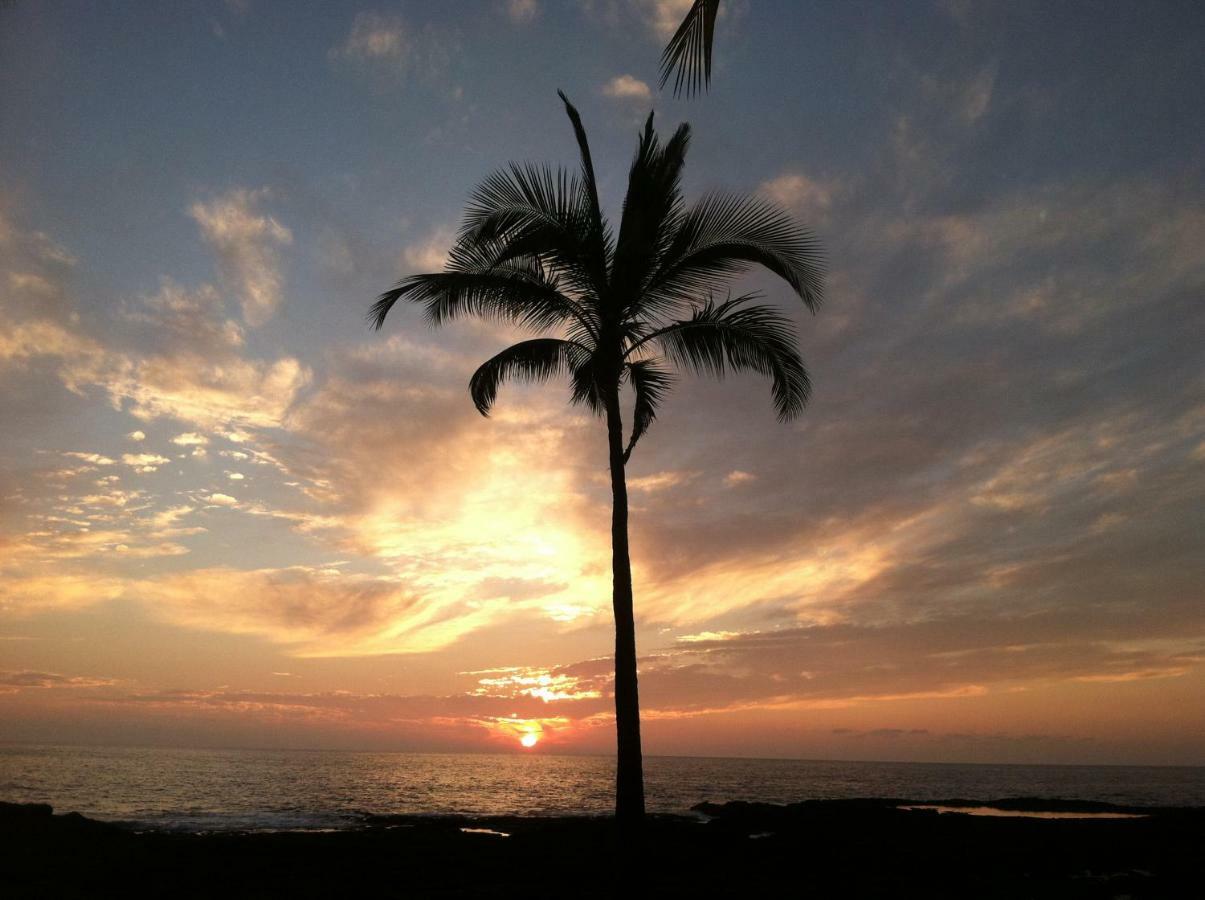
[{"xmin": 487, "ymin": 715, "xmax": 568, "ymax": 749}]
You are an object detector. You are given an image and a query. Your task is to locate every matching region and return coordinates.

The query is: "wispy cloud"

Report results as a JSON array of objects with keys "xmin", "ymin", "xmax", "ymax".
[
  {"xmin": 329, "ymin": 11, "xmax": 457, "ymax": 87},
  {"xmin": 189, "ymin": 189, "xmax": 292, "ymax": 327},
  {"xmin": 399, "ymin": 226, "xmax": 454, "ymax": 274},
  {"xmin": 0, "ymin": 670, "xmax": 116, "ymax": 691},
  {"xmin": 330, "ymin": 11, "xmax": 410, "ymax": 65},
  {"xmin": 760, "ymin": 173, "xmax": 838, "ymax": 226},
  {"xmin": 502, "ymin": 0, "xmax": 539, "ymax": 24},
  {"xmin": 639, "ymin": 0, "xmax": 696, "ymax": 40}
]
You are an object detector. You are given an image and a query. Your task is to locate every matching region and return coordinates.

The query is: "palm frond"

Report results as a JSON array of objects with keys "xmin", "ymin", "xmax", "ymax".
[
  {"xmin": 659, "ymin": 0, "xmax": 721, "ymax": 98},
  {"xmin": 569, "ymin": 350, "xmax": 608, "ymax": 416},
  {"xmin": 464, "ymin": 163, "xmax": 583, "ymax": 238},
  {"xmin": 623, "ymin": 359, "xmax": 674, "ymax": 461},
  {"xmin": 460, "ymin": 162, "xmax": 609, "ymax": 304},
  {"xmin": 611, "ymin": 114, "xmax": 692, "ymax": 315},
  {"xmin": 639, "ymin": 294, "xmax": 811, "ymax": 420},
  {"xmin": 369, "ymin": 264, "xmax": 585, "ymax": 334},
  {"xmin": 469, "ymin": 339, "xmax": 589, "ymax": 416},
  {"xmin": 647, "ymin": 192, "xmax": 825, "ymax": 315},
  {"xmin": 557, "ymin": 91, "xmax": 608, "ymax": 245}
]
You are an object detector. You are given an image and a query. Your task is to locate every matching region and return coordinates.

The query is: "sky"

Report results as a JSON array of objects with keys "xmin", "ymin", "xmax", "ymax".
[{"xmin": 1, "ymin": 0, "xmax": 1203, "ymax": 765}]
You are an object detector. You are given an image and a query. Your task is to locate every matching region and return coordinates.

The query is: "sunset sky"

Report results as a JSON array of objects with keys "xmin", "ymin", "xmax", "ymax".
[{"xmin": 1, "ymin": 1, "xmax": 1203, "ymax": 765}]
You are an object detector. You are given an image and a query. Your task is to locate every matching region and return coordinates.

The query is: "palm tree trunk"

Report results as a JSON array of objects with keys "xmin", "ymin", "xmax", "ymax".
[{"xmin": 605, "ymin": 388, "xmax": 645, "ymax": 826}]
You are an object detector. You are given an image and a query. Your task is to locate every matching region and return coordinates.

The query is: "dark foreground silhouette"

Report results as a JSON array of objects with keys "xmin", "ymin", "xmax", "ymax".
[{"xmin": 3, "ymin": 798, "xmax": 1202, "ymax": 898}]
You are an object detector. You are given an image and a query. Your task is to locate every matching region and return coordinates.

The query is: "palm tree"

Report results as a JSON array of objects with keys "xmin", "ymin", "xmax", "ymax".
[
  {"xmin": 660, "ymin": 0, "xmax": 722, "ymax": 97},
  {"xmin": 369, "ymin": 93, "xmax": 822, "ymax": 826}
]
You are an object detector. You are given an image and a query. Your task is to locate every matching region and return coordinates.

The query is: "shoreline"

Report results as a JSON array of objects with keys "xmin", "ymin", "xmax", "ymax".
[
  {"xmin": 10, "ymin": 794, "xmax": 1197, "ymax": 835},
  {"xmin": 5, "ymin": 798, "xmax": 1202, "ymax": 897}
]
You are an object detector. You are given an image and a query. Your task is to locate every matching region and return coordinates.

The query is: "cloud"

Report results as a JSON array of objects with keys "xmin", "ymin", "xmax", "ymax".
[
  {"xmin": 400, "ymin": 226, "xmax": 454, "ymax": 274},
  {"xmin": 578, "ymin": 0, "xmax": 739, "ymax": 48},
  {"xmin": 94, "ymin": 353, "xmax": 310, "ymax": 432},
  {"xmin": 0, "ymin": 678, "xmax": 605, "ymax": 752},
  {"xmin": 760, "ymin": 173, "xmax": 838, "ymax": 225},
  {"xmin": 8, "ymin": 600, "xmax": 1194, "ymax": 758},
  {"xmin": 960, "ymin": 67, "xmax": 995, "ymax": 123},
  {"xmin": 0, "ymin": 571, "xmax": 131, "ymax": 615},
  {"xmin": 0, "ymin": 319, "xmax": 108, "ymax": 377},
  {"xmin": 576, "ymin": 1, "xmax": 725, "ymax": 49},
  {"xmin": 271, "ymin": 334, "xmax": 612, "ymax": 639},
  {"xmin": 133, "ymin": 566, "xmax": 484, "ymax": 656},
  {"xmin": 639, "ymin": 0, "xmax": 697, "ymax": 40},
  {"xmin": 469, "ymin": 664, "xmax": 602, "ymax": 703},
  {"xmin": 627, "ymin": 470, "xmax": 694, "ymax": 493},
  {"xmin": 8, "ymin": 147, "xmax": 1200, "ymax": 683},
  {"xmin": 643, "ymin": 616, "xmax": 1205, "ymax": 715},
  {"xmin": 330, "ymin": 11, "xmax": 409, "ymax": 64},
  {"xmin": 602, "ymin": 74, "xmax": 652, "ymax": 101},
  {"xmin": 121, "ymin": 453, "xmax": 170, "ymax": 473},
  {"xmin": 919, "ymin": 65, "xmax": 997, "ymax": 125},
  {"xmin": 614, "ymin": 151, "xmax": 1205, "ymax": 630},
  {"xmin": 677, "ymin": 630, "xmax": 745, "ymax": 643},
  {"xmin": 31, "ymin": 271, "xmax": 309, "ymax": 439},
  {"xmin": 503, "ymin": 0, "xmax": 539, "ymax": 24},
  {"xmin": 0, "ymin": 210, "xmax": 77, "ymax": 323},
  {"xmin": 188, "ymin": 189, "xmax": 292, "ymax": 327},
  {"xmin": 124, "ymin": 279, "xmax": 245, "ymax": 353},
  {"xmin": 0, "ymin": 670, "xmax": 116, "ymax": 691},
  {"xmin": 62, "ymin": 451, "xmax": 116, "ymax": 467},
  {"xmin": 127, "ymin": 430, "xmax": 146, "ymax": 442},
  {"xmin": 329, "ymin": 11, "xmax": 456, "ymax": 86}
]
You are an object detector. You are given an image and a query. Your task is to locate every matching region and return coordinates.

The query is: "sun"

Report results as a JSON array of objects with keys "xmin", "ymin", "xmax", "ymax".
[{"xmin": 519, "ymin": 733, "xmax": 539, "ymax": 748}]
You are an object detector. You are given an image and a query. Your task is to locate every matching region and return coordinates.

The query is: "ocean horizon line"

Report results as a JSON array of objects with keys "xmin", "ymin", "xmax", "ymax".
[{"xmin": 4, "ymin": 740, "xmax": 1201, "ymax": 771}]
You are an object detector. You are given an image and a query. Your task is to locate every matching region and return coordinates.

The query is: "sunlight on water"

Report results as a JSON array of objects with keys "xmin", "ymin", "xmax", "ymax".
[
  {"xmin": 2, "ymin": 745, "xmax": 1200, "ymax": 832},
  {"xmin": 898, "ymin": 805, "xmax": 1147, "ymax": 819}
]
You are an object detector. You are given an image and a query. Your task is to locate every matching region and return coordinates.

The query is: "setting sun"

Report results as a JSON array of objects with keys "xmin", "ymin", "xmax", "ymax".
[{"xmin": 520, "ymin": 733, "xmax": 539, "ymax": 749}]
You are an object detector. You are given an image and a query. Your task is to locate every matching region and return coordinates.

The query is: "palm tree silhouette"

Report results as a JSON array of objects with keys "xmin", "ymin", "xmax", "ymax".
[{"xmin": 370, "ymin": 93, "xmax": 822, "ymax": 825}]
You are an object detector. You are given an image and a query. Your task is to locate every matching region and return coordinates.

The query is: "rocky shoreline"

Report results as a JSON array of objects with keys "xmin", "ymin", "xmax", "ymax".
[{"xmin": 3, "ymin": 798, "xmax": 1202, "ymax": 897}]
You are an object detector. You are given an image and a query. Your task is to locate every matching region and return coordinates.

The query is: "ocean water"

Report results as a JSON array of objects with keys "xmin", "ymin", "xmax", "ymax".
[{"xmin": 1, "ymin": 744, "xmax": 1201, "ymax": 832}]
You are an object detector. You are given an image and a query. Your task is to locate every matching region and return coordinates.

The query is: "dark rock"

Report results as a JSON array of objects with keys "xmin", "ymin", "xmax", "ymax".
[
  {"xmin": 0, "ymin": 801, "xmax": 54, "ymax": 821},
  {"xmin": 3, "ymin": 798, "xmax": 1202, "ymax": 898}
]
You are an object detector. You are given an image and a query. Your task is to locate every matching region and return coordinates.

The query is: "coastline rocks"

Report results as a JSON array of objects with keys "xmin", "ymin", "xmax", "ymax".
[
  {"xmin": 0, "ymin": 801, "xmax": 54, "ymax": 821},
  {"xmin": 3, "ymin": 798, "xmax": 1202, "ymax": 897}
]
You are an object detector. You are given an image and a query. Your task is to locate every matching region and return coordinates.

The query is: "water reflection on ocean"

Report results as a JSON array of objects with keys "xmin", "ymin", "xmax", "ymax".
[{"xmin": 2, "ymin": 744, "xmax": 1201, "ymax": 832}]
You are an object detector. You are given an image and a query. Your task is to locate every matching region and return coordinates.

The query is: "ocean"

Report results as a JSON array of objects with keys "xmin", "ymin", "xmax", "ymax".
[{"xmin": 2, "ymin": 744, "xmax": 1202, "ymax": 832}]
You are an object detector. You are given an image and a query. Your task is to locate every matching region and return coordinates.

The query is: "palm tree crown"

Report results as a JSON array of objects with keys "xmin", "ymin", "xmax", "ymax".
[
  {"xmin": 371, "ymin": 92, "xmax": 822, "ymax": 448},
  {"xmin": 370, "ymin": 93, "xmax": 822, "ymax": 825}
]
